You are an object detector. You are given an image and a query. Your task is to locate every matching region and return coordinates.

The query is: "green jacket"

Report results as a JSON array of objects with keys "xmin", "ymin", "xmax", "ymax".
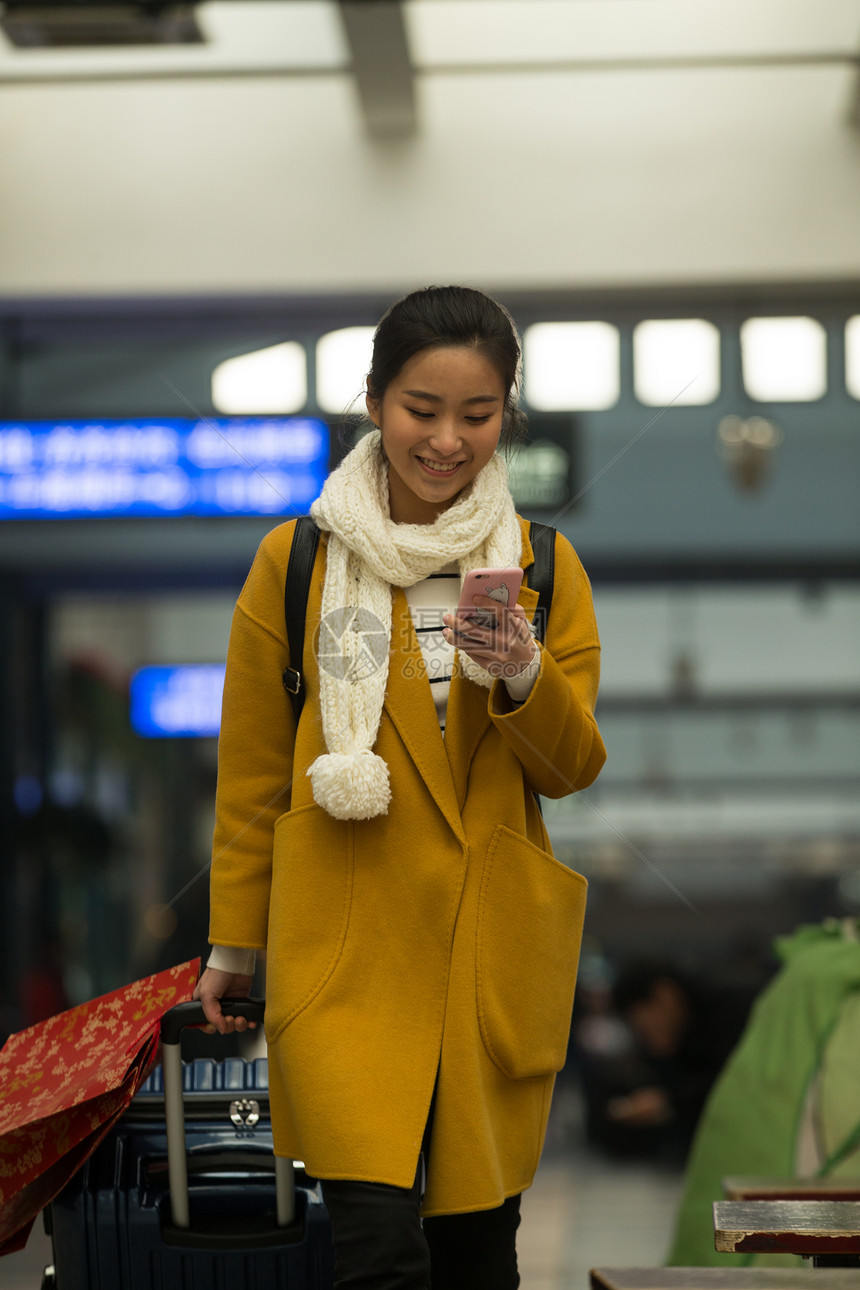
[{"xmin": 668, "ymin": 919, "xmax": 860, "ymax": 1267}]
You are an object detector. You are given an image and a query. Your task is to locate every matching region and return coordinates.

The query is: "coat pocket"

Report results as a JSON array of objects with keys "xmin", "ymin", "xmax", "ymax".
[
  {"xmin": 476, "ymin": 824, "xmax": 587, "ymax": 1080},
  {"xmin": 265, "ymin": 802, "xmax": 353, "ymax": 1043}
]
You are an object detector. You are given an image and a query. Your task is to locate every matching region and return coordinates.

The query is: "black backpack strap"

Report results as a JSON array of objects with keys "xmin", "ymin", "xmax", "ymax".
[
  {"xmin": 282, "ymin": 516, "xmax": 321, "ymax": 722},
  {"xmin": 527, "ymin": 520, "xmax": 556, "ymax": 644}
]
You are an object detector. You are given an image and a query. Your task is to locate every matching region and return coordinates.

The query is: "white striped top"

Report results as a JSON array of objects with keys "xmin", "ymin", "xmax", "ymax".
[{"xmin": 404, "ymin": 561, "xmax": 460, "ymax": 734}]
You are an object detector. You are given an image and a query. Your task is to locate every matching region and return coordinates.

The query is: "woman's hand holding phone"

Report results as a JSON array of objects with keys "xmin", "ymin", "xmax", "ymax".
[{"xmin": 442, "ymin": 567, "xmax": 536, "ymax": 678}]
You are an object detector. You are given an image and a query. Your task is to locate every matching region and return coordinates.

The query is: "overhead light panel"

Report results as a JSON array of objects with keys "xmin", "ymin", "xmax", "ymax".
[
  {"xmin": 524, "ymin": 322, "xmax": 619, "ymax": 411},
  {"xmin": 0, "ymin": 4, "xmax": 204, "ymax": 48},
  {"xmin": 634, "ymin": 319, "xmax": 720, "ymax": 407},
  {"xmin": 211, "ymin": 342, "xmax": 307, "ymax": 416},
  {"xmin": 844, "ymin": 316, "xmax": 860, "ymax": 400},
  {"xmin": 741, "ymin": 316, "xmax": 826, "ymax": 402},
  {"xmin": 316, "ymin": 327, "xmax": 375, "ymax": 415}
]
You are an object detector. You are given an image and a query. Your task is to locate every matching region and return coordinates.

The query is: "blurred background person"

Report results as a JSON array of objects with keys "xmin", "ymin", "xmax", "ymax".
[{"xmin": 594, "ymin": 960, "xmax": 754, "ymax": 1162}]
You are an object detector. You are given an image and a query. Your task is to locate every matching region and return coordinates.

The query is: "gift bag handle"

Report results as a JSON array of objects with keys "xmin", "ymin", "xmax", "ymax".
[{"xmin": 160, "ymin": 998, "xmax": 294, "ymax": 1230}]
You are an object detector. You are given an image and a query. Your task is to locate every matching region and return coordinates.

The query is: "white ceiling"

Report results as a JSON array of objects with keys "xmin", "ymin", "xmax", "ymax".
[
  {"xmin": 3, "ymin": 0, "xmax": 860, "ymax": 295},
  {"xmin": 408, "ymin": 0, "xmax": 860, "ymax": 66},
  {"xmin": 0, "ymin": 0, "xmax": 857, "ymax": 84}
]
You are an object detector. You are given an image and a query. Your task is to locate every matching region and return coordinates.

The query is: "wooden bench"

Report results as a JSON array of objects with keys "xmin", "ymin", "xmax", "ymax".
[
  {"xmin": 722, "ymin": 1178, "xmax": 860, "ymax": 1202},
  {"xmin": 713, "ymin": 1199, "xmax": 860, "ymax": 1264},
  {"xmin": 590, "ymin": 1268, "xmax": 860, "ymax": 1288}
]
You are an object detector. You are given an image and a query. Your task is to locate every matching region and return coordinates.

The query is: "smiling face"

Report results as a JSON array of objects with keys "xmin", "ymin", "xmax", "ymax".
[{"xmin": 366, "ymin": 345, "xmax": 507, "ymax": 525}]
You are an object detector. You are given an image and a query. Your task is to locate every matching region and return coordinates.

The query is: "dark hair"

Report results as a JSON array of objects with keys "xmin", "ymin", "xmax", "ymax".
[
  {"xmin": 366, "ymin": 285, "xmax": 528, "ymax": 451},
  {"xmin": 612, "ymin": 960, "xmax": 698, "ymax": 1014}
]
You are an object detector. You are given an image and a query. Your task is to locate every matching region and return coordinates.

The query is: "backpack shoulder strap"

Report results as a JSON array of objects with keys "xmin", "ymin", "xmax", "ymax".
[
  {"xmin": 282, "ymin": 516, "xmax": 321, "ymax": 722},
  {"xmin": 527, "ymin": 520, "xmax": 556, "ymax": 645}
]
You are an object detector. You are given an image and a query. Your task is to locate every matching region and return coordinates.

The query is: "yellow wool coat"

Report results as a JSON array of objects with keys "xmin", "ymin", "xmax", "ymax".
[{"xmin": 209, "ymin": 515, "xmax": 605, "ymax": 1215}]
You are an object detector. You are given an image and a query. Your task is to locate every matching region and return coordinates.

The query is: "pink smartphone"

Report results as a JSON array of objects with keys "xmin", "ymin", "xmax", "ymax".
[{"xmin": 456, "ymin": 567, "xmax": 524, "ymax": 631}]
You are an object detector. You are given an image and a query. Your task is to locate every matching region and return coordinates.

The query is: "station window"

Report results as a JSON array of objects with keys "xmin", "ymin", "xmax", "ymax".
[
  {"xmin": 740, "ymin": 316, "xmax": 826, "ymax": 402},
  {"xmin": 845, "ymin": 316, "xmax": 860, "ymax": 400},
  {"xmin": 211, "ymin": 341, "xmax": 307, "ymax": 414},
  {"xmin": 633, "ymin": 319, "xmax": 720, "ymax": 407},
  {"xmin": 316, "ymin": 327, "xmax": 375, "ymax": 414},
  {"xmin": 523, "ymin": 322, "xmax": 619, "ymax": 410}
]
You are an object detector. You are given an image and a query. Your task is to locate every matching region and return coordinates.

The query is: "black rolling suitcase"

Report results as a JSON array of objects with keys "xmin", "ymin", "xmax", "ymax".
[{"xmin": 42, "ymin": 999, "xmax": 334, "ymax": 1289}]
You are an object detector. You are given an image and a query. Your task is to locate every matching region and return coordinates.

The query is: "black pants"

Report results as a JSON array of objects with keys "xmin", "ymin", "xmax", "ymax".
[{"xmin": 321, "ymin": 1172, "xmax": 521, "ymax": 1290}]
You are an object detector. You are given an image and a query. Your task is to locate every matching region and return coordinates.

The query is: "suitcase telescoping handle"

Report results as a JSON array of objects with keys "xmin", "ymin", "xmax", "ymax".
[{"xmin": 160, "ymin": 999, "xmax": 295, "ymax": 1230}]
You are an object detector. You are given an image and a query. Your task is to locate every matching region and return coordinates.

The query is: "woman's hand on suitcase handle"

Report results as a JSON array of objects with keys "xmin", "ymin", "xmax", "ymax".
[{"xmin": 192, "ymin": 968, "xmax": 258, "ymax": 1035}]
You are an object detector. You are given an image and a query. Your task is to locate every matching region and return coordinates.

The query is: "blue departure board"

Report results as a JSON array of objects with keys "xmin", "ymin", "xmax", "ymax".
[
  {"xmin": 0, "ymin": 417, "xmax": 329, "ymax": 519},
  {"xmin": 130, "ymin": 664, "xmax": 226, "ymax": 738}
]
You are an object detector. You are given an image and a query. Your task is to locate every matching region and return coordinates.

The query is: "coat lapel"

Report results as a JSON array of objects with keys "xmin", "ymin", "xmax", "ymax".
[
  {"xmin": 388, "ymin": 519, "xmax": 541, "ymax": 821},
  {"xmin": 446, "ymin": 520, "xmax": 539, "ymax": 810},
  {"xmin": 383, "ymin": 586, "xmax": 467, "ymax": 845},
  {"xmin": 444, "ymin": 580, "xmax": 540, "ymax": 812}
]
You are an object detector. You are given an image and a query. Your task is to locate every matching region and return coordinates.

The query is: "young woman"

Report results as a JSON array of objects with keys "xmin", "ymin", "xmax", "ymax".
[{"xmin": 194, "ymin": 286, "xmax": 606, "ymax": 1289}]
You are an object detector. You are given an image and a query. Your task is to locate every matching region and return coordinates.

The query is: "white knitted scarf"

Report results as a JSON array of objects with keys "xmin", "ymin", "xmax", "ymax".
[{"xmin": 307, "ymin": 430, "xmax": 521, "ymax": 820}]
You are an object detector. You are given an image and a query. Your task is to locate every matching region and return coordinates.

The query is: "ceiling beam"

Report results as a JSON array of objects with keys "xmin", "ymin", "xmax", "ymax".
[
  {"xmin": 848, "ymin": 68, "xmax": 860, "ymax": 129},
  {"xmin": 337, "ymin": 0, "xmax": 416, "ymax": 139}
]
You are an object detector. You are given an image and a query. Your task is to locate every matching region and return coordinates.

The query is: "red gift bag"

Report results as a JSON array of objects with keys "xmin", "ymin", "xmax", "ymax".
[{"xmin": 0, "ymin": 958, "xmax": 200, "ymax": 1256}]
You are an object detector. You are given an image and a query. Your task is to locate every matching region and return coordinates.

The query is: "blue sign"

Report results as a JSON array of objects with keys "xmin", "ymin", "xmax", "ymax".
[
  {"xmin": 0, "ymin": 417, "xmax": 329, "ymax": 519},
  {"xmin": 130, "ymin": 664, "xmax": 226, "ymax": 738}
]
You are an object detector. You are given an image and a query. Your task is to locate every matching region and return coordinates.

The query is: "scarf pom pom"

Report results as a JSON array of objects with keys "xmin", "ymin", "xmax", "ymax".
[{"xmin": 308, "ymin": 750, "xmax": 391, "ymax": 821}]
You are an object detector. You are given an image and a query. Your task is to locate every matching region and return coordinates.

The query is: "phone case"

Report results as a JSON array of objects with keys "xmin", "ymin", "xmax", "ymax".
[{"xmin": 456, "ymin": 567, "xmax": 524, "ymax": 629}]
